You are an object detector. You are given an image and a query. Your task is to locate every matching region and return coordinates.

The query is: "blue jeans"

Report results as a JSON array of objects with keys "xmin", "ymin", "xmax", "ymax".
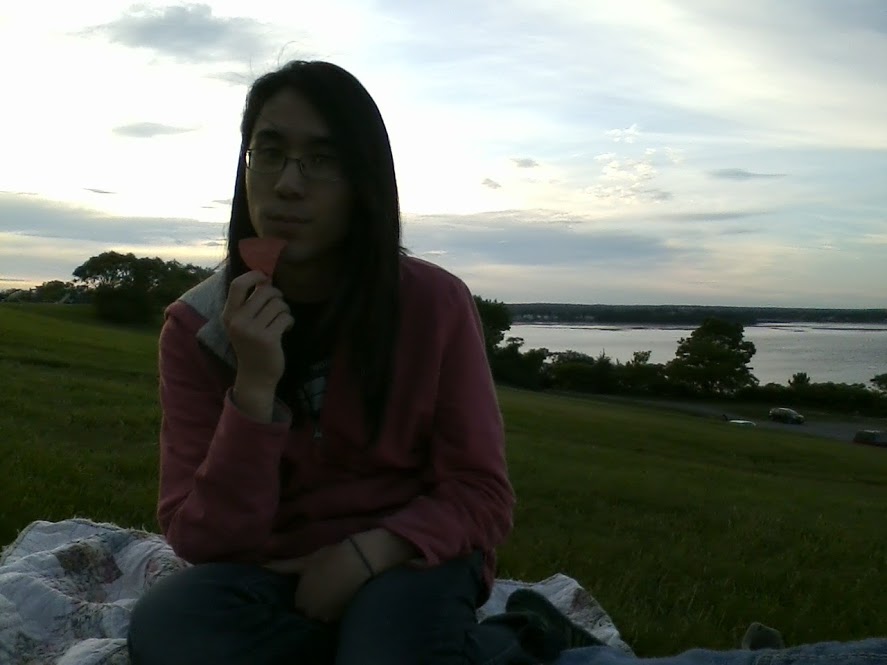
[
  {"xmin": 127, "ymin": 554, "xmax": 886, "ymax": 664},
  {"xmin": 127, "ymin": 553, "xmax": 539, "ymax": 664},
  {"xmin": 554, "ymin": 639, "xmax": 887, "ymax": 665}
]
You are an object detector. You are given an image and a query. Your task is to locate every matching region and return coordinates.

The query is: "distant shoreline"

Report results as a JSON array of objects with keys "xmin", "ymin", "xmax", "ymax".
[
  {"xmin": 506, "ymin": 303, "xmax": 887, "ymax": 326},
  {"xmin": 513, "ymin": 322, "xmax": 887, "ymax": 332}
]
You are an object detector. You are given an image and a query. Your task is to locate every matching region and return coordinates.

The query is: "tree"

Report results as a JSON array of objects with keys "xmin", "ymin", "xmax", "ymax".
[
  {"xmin": 73, "ymin": 252, "xmax": 214, "ymax": 324},
  {"xmin": 32, "ymin": 280, "xmax": 64, "ymax": 302},
  {"xmin": 548, "ymin": 350, "xmax": 618, "ymax": 394},
  {"xmin": 151, "ymin": 260, "xmax": 216, "ymax": 308},
  {"xmin": 666, "ymin": 318, "xmax": 758, "ymax": 396},
  {"xmin": 489, "ymin": 337, "xmax": 550, "ymax": 389},
  {"xmin": 618, "ymin": 350, "xmax": 667, "ymax": 395},
  {"xmin": 630, "ymin": 350, "xmax": 652, "ymax": 365},
  {"xmin": 549, "ymin": 350, "xmax": 596, "ymax": 366},
  {"xmin": 473, "ymin": 296, "xmax": 512, "ymax": 356},
  {"xmin": 789, "ymin": 372, "xmax": 811, "ymax": 389},
  {"xmin": 872, "ymin": 373, "xmax": 887, "ymax": 393},
  {"xmin": 73, "ymin": 252, "xmax": 150, "ymax": 290}
]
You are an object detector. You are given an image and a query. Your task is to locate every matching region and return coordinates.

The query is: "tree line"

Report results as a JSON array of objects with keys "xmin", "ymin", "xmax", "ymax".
[
  {"xmin": 0, "ymin": 252, "xmax": 215, "ymax": 324},
  {"xmin": 3, "ymin": 252, "xmax": 885, "ymax": 416},
  {"xmin": 508, "ymin": 303, "xmax": 887, "ymax": 325}
]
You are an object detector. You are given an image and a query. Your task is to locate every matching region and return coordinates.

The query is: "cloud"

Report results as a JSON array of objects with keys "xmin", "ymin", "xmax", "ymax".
[
  {"xmin": 207, "ymin": 70, "xmax": 253, "ymax": 86},
  {"xmin": 716, "ymin": 226, "xmax": 762, "ymax": 236},
  {"xmin": 591, "ymin": 155, "xmax": 672, "ymax": 204},
  {"xmin": 0, "ymin": 193, "xmax": 224, "ymax": 246},
  {"xmin": 83, "ymin": 188, "xmax": 115, "ymax": 195},
  {"xmin": 664, "ymin": 211, "xmax": 769, "ymax": 222},
  {"xmin": 403, "ymin": 210, "xmax": 698, "ymax": 269},
  {"xmin": 113, "ymin": 122, "xmax": 194, "ymax": 138},
  {"xmin": 481, "ymin": 178, "xmax": 502, "ymax": 189},
  {"xmin": 709, "ymin": 168, "xmax": 788, "ymax": 180},
  {"xmin": 82, "ymin": 3, "xmax": 273, "ymax": 64},
  {"xmin": 212, "ymin": 198, "xmax": 233, "ymax": 205},
  {"xmin": 858, "ymin": 233, "xmax": 887, "ymax": 245},
  {"xmin": 605, "ymin": 124, "xmax": 640, "ymax": 144},
  {"xmin": 0, "ymin": 194, "xmax": 228, "ymax": 288},
  {"xmin": 512, "ymin": 158, "xmax": 539, "ymax": 168}
]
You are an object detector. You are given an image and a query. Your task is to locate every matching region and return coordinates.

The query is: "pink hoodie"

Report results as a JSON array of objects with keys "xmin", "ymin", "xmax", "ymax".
[{"xmin": 155, "ymin": 255, "xmax": 514, "ymax": 598}]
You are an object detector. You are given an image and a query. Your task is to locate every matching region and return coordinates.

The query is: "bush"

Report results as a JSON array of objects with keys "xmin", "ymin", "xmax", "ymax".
[
  {"xmin": 548, "ymin": 352, "xmax": 619, "ymax": 394},
  {"xmin": 737, "ymin": 382, "xmax": 887, "ymax": 417},
  {"xmin": 490, "ymin": 338, "xmax": 550, "ymax": 390},
  {"xmin": 93, "ymin": 286, "xmax": 155, "ymax": 325}
]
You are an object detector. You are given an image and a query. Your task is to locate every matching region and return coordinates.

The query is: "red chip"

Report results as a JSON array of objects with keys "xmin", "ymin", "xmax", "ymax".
[{"xmin": 239, "ymin": 237, "xmax": 288, "ymax": 277}]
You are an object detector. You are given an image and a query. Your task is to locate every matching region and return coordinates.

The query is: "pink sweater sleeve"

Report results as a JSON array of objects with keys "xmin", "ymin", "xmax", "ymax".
[
  {"xmin": 380, "ymin": 280, "xmax": 516, "ymax": 565},
  {"xmin": 156, "ymin": 307, "xmax": 292, "ymax": 563}
]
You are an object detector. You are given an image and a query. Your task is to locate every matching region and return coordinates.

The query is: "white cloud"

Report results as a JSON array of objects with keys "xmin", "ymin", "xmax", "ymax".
[{"xmin": 605, "ymin": 124, "xmax": 640, "ymax": 144}]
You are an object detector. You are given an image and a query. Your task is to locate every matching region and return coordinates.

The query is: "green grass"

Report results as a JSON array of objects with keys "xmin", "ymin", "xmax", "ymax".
[{"xmin": 2, "ymin": 303, "xmax": 886, "ymax": 656}]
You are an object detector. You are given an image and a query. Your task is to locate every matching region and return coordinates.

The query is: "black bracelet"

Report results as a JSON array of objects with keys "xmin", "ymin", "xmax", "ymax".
[{"xmin": 347, "ymin": 536, "xmax": 375, "ymax": 577}]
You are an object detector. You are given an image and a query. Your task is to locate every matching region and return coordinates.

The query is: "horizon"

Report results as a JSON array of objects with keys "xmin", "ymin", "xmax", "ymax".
[{"xmin": 1, "ymin": 1, "xmax": 885, "ymax": 307}]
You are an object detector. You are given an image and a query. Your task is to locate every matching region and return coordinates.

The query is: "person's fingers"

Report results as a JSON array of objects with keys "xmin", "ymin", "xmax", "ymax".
[
  {"xmin": 225, "ymin": 288, "xmax": 287, "ymax": 341},
  {"xmin": 265, "ymin": 310, "xmax": 296, "ymax": 336},
  {"xmin": 225, "ymin": 271, "xmax": 270, "ymax": 310},
  {"xmin": 254, "ymin": 298, "xmax": 291, "ymax": 330},
  {"xmin": 239, "ymin": 283, "xmax": 285, "ymax": 320}
]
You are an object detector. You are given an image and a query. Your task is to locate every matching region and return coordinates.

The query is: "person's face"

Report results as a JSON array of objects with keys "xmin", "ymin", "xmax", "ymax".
[{"xmin": 245, "ymin": 88, "xmax": 352, "ymax": 265}]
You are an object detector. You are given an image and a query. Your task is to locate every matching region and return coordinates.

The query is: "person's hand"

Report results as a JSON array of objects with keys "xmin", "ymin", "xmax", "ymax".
[
  {"xmin": 265, "ymin": 541, "xmax": 372, "ymax": 623},
  {"xmin": 222, "ymin": 270, "xmax": 294, "ymax": 389}
]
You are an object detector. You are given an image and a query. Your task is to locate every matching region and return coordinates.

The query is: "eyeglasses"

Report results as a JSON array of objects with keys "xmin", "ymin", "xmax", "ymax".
[{"xmin": 245, "ymin": 147, "xmax": 344, "ymax": 182}]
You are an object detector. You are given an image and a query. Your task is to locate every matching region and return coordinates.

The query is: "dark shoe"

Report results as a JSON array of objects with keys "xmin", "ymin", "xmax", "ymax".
[
  {"xmin": 741, "ymin": 622, "xmax": 785, "ymax": 650},
  {"xmin": 506, "ymin": 589, "xmax": 605, "ymax": 652}
]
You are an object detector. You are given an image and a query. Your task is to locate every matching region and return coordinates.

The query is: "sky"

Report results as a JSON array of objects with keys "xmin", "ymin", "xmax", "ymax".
[{"xmin": 1, "ymin": 1, "xmax": 885, "ymax": 307}]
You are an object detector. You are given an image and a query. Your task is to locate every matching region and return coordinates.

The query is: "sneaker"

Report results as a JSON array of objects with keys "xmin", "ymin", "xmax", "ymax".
[
  {"xmin": 741, "ymin": 622, "xmax": 785, "ymax": 650},
  {"xmin": 506, "ymin": 589, "xmax": 605, "ymax": 651}
]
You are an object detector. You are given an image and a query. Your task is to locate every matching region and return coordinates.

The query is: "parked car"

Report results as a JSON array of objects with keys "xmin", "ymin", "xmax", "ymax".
[
  {"xmin": 721, "ymin": 414, "xmax": 756, "ymax": 427},
  {"xmin": 852, "ymin": 430, "xmax": 887, "ymax": 447},
  {"xmin": 768, "ymin": 407, "xmax": 805, "ymax": 424}
]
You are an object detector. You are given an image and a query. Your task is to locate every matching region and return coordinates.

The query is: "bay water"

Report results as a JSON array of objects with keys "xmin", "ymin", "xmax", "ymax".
[{"xmin": 508, "ymin": 323, "xmax": 887, "ymax": 386}]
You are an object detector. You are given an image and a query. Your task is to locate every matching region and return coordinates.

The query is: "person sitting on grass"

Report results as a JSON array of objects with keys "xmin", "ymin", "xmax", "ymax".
[
  {"xmin": 127, "ymin": 59, "xmax": 887, "ymax": 665},
  {"xmin": 126, "ymin": 58, "xmax": 581, "ymax": 665}
]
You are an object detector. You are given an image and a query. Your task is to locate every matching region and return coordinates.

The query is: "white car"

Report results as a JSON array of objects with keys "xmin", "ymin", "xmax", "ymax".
[{"xmin": 722, "ymin": 414, "xmax": 756, "ymax": 427}]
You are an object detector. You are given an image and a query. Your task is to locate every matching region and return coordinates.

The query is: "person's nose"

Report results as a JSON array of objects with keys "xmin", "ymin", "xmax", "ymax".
[{"xmin": 274, "ymin": 158, "xmax": 307, "ymax": 198}]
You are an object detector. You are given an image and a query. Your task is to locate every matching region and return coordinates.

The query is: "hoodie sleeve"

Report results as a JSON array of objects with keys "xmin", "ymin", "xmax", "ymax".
[
  {"xmin": 156, "ymin": 304, "xmax": 292, "ymax": 563},
  {"xmin": 379, "ymin": 279, "xmax": 515, "ymax": 565}
]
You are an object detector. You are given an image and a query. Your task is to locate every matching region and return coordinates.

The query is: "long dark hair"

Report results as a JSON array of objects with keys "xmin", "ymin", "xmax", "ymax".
[{"xmin": 225, "ymin": 61, "xmax": 404, "ymax": 443}]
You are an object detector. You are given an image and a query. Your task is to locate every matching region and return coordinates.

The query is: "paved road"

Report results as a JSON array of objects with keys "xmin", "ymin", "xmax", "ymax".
[{"xmin": 579, "ymin": 394, "xmax": 887, "ymax": 444}]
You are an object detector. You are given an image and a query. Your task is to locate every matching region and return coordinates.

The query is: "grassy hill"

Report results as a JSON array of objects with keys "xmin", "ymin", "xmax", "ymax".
[{"xmin": 1, "ymin": 303, "xmax": 886, "ymax": 656}]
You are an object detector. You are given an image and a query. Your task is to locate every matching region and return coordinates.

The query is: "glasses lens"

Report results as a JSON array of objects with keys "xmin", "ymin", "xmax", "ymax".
[
  {"xmin": 248, "ymin": 148, "xmax": 284, "ymax": 173},
  {"xmin": 303, "ymin": 154, "xmax": 342, "ymax": 181}
]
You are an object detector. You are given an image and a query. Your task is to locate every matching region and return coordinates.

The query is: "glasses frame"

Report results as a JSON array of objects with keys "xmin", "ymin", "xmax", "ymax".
[{"xmin": 244, "ymin": 148, "xmax": 344, "ymax": 182}]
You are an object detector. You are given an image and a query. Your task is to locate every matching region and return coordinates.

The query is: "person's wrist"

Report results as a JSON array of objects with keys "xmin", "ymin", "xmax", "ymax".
[
  {"xmin": 234, "ymin": 371, "xmax": 279, "ymax": 395},
  {"xmin": 232, "ymin": 374, "xmax": 278, "ymax": 423},
  {"xmin": 347, "ymin": 536, "xmax": 375, "ymax": 582},
  {"xmin": 350, "ymin": 529, "xmax": 418, "ymax": 575}
]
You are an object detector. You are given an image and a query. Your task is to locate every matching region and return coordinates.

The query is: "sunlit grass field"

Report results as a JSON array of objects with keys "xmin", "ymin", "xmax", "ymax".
[{"xmin": 1, "ymin": 303, "xmax": 885, "ymax": 656}]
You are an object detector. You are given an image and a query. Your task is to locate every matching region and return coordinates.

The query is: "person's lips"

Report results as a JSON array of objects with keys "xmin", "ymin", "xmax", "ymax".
[{"xmin": 267, "ymin": 212, "xmax": 310, "ymax": 225}]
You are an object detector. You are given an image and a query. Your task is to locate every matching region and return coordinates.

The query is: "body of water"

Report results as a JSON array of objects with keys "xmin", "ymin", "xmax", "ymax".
[{"xmin": 509, "ymin": 323, "xmax": 887, "ymax": 386}]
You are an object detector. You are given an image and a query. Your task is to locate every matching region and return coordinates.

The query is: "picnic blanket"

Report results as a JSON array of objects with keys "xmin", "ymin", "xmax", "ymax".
[{"xmin": 0, "ymin": 518, "xmax": 633, "ymax": 664}]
